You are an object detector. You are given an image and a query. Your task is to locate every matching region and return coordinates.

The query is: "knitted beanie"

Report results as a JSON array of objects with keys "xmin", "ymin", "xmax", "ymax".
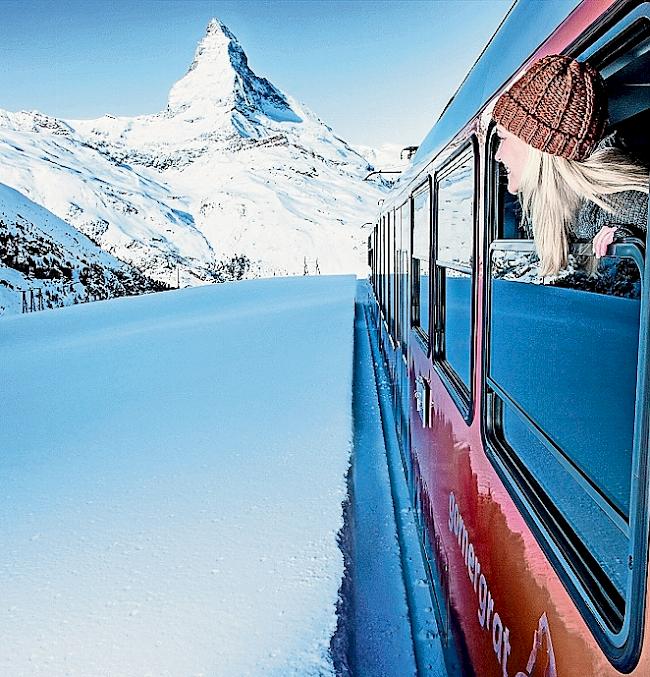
[{"xmin": 493, "ymin": 54, "xmax": 608, "ymax": 161}]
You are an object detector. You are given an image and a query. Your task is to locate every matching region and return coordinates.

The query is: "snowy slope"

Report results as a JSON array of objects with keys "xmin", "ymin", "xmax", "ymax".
[
  {"xmin": 0, "ymin": 275, "xmax": 356, "ymax": 676},
  {"xmin": 0, "ymin": 19, "xmax": 386, "ymax": 286},
  {"xmin": 353, "ymin": 142, "xmax": 411, "ymax": 175},
  {"xmin": 0, "ymin": 182, "xmax": 166, "ymax": 315}
]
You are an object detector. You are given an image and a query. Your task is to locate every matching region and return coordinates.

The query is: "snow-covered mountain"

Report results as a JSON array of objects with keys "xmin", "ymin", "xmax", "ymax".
[
  {"xmin": 353, "ymin": 142, "xmax": 411, "ymax": 175},
  {"xmin": 0, "ymin": 183, "xmax": 167, "ymax": 315},
  {"xmin": 0, "ymin": 19, "xmax": 386, "ymax": 292}
]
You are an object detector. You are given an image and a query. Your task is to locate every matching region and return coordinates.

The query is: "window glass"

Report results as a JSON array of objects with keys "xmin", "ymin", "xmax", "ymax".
[
  {"xmin": 441, "ymin": 268, "xmax": 472, "ymax": 388},
  {"xmin": 412, "ymin": 186, "xmax": 431, "ymax": 339},
  {"xmin": 388, "ymin": 211, "xmax": 395, "ymax": 339},
  {"xmin": 399, "ymin": 202, "xmax": 411, "ymax": 346},
  {"xmin": 435, "ymin": 151, "xmax": 475, "ymax": 392},
  {"xmin": 393, "ymin": 208, "xmax": 401, "ymax": 341},
  {"xmin": 378, "ymin": 222, "xmax": 382, "ymax": 306},
  {"xmin": 488, "ymin": 245, "xmax": 642, "ymax": 616},
  {"xmin": 381, "ymin": 216, "xmax": 388, "ymax": 317},
  {"xmin": 438, "ymin": 159, "xmax": 474, "ymax": 267},
  {"xmin": 373, "ymin": 228, "xmax": 377, "ymax": 291},
  {"xmin": 492, "ymin": 144, "xmax": 526, "ymax": 239}
]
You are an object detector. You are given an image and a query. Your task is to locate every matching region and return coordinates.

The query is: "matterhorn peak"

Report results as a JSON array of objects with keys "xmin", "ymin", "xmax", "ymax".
[
  {"xmin": 204, "ymin": 18, "xmax": 237, "ymax": 43},
  {"xmin": 167, "ymin": 18, "xmax": 301, "ymax": 133},
  {"xmin": 187, "ymin": 18, "xmax": 240, "ymax": 73}
]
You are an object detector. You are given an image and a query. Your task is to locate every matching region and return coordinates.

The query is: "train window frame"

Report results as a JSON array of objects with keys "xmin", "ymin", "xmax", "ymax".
[
  {"xmin": 411, "ymin": 176, "xmax": 433, "ymax": 352},
  {"xmin": 481, "ymin": 107, "xmax": 649, "ymax": 669},
  {"xmin": 431, "ymin": 138, "xmax": 479, "ymax": 423}
]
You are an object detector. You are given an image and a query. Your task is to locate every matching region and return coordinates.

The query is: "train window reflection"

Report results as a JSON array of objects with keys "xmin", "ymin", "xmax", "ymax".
[
  {"xmin": 434, "ymin": 149, "xmax": 475, "ymax": 397},
  {"xmin": 412, "ymin": 185, "xmax": 431, "ymax": 342},
  {"xmin": 388, "ymin": 211, "xmax": 395, "ymax": 339},
  {"xmin": 487, "ymin": 244, "xmax": 643, "ymax": 629},
  {"xmin": 398, "ymin": 202, "xmax": 410, "ymax": 346}
]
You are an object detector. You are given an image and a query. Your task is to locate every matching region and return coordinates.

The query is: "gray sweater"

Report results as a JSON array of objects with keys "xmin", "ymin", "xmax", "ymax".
[{"xmin": 574, "ymin": 189, "xmax": 648, "ymax": 240}]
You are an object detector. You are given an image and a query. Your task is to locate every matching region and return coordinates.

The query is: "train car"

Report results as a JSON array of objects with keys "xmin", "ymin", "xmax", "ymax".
[{"xmin": 367, "ymin": 0, "xmax": 650, "ymax": 674}]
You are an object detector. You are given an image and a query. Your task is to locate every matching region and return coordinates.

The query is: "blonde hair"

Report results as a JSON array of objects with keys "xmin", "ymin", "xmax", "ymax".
[{"xmin": 517, "ymin": 145, "xmax": 649, "ymax": 275}]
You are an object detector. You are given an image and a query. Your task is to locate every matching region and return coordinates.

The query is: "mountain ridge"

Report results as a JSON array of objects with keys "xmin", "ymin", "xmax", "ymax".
[{"xmin": 0, "ymin": 18, "xmax": 387, "ymax": 307}]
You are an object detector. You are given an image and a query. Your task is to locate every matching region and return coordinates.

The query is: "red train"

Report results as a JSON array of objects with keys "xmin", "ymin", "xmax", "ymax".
[{"xmin": 367, "ymin": 0, "xmax": 650, "ymax": 674}]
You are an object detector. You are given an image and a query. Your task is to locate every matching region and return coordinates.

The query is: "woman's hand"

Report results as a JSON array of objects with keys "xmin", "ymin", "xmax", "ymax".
[{"xmin": 592, "ymin": 225, "xmax": 618, "ymax": 258}]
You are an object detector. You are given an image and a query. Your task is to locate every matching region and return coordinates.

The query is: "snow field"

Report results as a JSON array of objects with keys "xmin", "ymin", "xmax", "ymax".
[{"xmin": 0, "ymin": 275, "xmax": 356, "ymax": 676}]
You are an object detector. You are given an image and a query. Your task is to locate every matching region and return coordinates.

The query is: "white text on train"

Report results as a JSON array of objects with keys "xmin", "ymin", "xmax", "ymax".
[{"xmin": 449, "ymin": 492, "xmax": 512, "ymax": 677}]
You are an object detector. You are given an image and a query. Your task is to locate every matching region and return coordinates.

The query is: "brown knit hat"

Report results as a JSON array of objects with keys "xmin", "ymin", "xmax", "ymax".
[{"xmin": 492, "ymin": 54, "xmax": 608, "ymax": 161}]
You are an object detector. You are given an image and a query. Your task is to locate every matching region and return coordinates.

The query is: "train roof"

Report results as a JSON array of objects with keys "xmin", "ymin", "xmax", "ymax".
[{"xmin": 409, "ymin": 0, "xmax": 583, "ymax": 170}]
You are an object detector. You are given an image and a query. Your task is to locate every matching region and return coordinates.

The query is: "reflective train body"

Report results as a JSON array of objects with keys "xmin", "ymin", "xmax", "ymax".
[{"xmin": 367, "ymin": 1, "xmax": 650, "ymax": 674}]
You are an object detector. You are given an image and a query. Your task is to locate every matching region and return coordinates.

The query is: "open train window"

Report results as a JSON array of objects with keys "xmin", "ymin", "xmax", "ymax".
[
  {"xmin": 485, "ymin": 239, "xmax": 644, "ymax": 627},
  {"xmin": 432, "ymin": 142, "xmax": 477, "ymax": 420},
  {"xmin": 488, "ymin": 131, "xmax": 526, "ymax": 240},
  {"xmin": 484, "ymin": 4, "xmax": 650, "ymax": 667},
  {"xmin": 411, "ymin": 180, "xmax": 431, "ymax": 348}
]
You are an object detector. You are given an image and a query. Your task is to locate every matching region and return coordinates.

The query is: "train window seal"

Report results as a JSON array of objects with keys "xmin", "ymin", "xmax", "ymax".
[
  {"xmin": 431, "ymin": 138, "xmax": 479, "ymax": 424},
  {"xmin": 481, "ymin": 116, "xmax": 649, "ymax": 668}
]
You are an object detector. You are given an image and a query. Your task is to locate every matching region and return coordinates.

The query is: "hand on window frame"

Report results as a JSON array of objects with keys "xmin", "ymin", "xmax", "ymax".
[{"xmin": 592, "ymin": 225, "xmax": 618, "ymax": 258}]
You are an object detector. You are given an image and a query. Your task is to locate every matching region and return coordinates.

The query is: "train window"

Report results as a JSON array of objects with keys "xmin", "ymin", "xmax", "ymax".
[
  {"xmin": 412, "ymin": 182, "xmax": 431, "ymax": 345},
  {"xmin": 381, "ymin": 218, "xmax": 385, "ymax": 311},
  {"xmin": 433, "ymin": 146, "xmax": 476, "ymax": 411},
  {"xmin": 485, "ymin": 241, "xmax": 644, "ymax": 634},
  {"xmin": 582, "ymin": 2, "xmax": 650, "ymax": 162},
  {"xmin": 398, "ymin": 202, "xmax": 411, "ymax": 346},
  {"xmin": 392, "ymin": 207, "xmax": 400, "ymax": 342},
  {"xmin": 489, "ymin": 132, "xmax": 525, "ymax": 240},
  {"xmin": 376, "ymin": 217, "xmax": 384, "ymax": 309},
  {"xmin": 388, "ymin": 210, "xmax": 396, "ymax": 340},
  {"xmin": 373, "ymin": 226, "xmax": 377, "ymax": 293},
  {"xmin": 376, "ymin": 223, "xmax": 381, "ymax": 303}
]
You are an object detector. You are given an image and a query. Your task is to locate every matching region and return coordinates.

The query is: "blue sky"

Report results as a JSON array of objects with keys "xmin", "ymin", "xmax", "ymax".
[{"xmin": 0, "ymin": 0, "xmax": 512, "ymax": 148}]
